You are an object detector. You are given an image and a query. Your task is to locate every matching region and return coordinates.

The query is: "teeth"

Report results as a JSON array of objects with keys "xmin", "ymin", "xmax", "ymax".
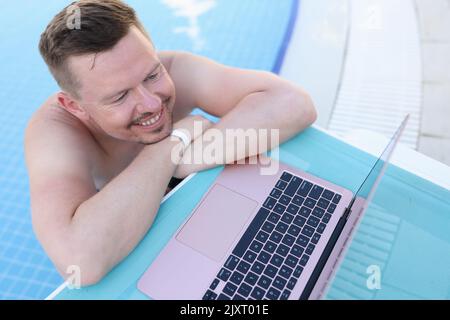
[{"xmin": 136, "ymin": 110, "xmax": 162, "ymax": 126}]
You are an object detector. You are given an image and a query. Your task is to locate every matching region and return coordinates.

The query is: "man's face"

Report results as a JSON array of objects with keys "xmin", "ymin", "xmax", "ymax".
[{"xmin": 68, "ymin": 26, "xmax": 176, "ymax": 145}]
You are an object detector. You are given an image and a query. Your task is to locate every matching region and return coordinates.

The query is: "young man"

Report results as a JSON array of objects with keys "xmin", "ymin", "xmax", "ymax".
[{"xmin": 25, "ymin": 0, "xmax": 316, "ymax": 286}]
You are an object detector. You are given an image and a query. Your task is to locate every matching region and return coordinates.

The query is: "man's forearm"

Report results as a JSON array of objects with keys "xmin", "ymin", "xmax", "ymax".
[
  {"xmin": 175, "ymin": 88, "xmax": 316, "ymax": 177},
  {"xmin": 67, "ymin": 137, "xmax": 182, "ymax": 284}
]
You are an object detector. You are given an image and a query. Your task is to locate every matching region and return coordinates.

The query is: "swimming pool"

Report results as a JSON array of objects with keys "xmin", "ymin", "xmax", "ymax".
[{"xmin": 0, "ymin": 0, "xmax": 298, "ymax": 300}]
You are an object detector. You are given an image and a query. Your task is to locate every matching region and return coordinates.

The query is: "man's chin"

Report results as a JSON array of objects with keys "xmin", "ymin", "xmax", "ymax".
[{"xmin": 137, "ymin": 125, "xmax": 173, "ymax": 145}]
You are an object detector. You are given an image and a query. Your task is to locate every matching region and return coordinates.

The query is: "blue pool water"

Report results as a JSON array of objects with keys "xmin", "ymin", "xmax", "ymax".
[{"xmin": 0, "ymin": 0, "xmax": 297, "ymax": 299}]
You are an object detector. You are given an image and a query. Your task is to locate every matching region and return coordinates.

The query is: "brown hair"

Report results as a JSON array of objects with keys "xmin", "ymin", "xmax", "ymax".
[{"xmin": 39, "ymin": 0, "xmax": 150, "ymax": 98}]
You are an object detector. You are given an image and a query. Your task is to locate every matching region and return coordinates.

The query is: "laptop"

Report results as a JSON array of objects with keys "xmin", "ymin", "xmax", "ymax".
[{"xmin": 137, "ymin": 115, "xmax": 409, "ymax": 300}]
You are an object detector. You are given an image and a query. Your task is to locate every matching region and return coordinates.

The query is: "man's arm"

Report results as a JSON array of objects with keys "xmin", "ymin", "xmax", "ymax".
[
  {"xmin": 164, "ymin": 51, "xmax": 317, "ymax": 178},
  {"xmin": 25, "ymin": 115, "xmax": 207, "ymax": 286}
]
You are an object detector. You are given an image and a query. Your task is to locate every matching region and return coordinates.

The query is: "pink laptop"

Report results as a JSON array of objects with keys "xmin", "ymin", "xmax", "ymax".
[{"xmin": 137, "ymin": 116, "xmax": 409, "ymax": 300}]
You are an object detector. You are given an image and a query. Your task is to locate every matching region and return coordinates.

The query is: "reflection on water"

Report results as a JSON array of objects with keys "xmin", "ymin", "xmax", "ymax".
[
  {"xmin": 162, "ymin": 0, "xmax": 216, "ymax": 51},
  {"xmin": 327, "ymin": 200, "xmax": 450, "ymax": 299}
]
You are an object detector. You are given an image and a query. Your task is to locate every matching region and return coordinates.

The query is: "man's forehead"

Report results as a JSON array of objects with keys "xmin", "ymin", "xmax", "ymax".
[{"xmin": 68, "ymin": 27, "xmax": 158, "ymax": 100}]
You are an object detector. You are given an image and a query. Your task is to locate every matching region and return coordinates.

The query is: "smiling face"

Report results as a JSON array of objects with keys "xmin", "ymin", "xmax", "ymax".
[{"xmin": 68, "ymin": 26, "xmax": 176, "ymax": 145}]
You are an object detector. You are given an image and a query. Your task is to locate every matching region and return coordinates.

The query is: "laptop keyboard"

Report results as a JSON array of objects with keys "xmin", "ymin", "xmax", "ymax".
[{"xmin": 202, "ymin": 171, "xmax": 342, "ymax": 300}]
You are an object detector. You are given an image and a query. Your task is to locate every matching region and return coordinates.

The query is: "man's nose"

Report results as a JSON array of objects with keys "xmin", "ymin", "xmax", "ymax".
[{"xmin": 134, "ymin": 84, "xmax": 161, "ymax": 113}]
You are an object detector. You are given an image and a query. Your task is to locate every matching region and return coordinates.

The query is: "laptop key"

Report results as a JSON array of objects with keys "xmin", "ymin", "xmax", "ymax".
[
  {"xmin": 269, "ymin": 231, "xmax": 283, "ymax": 243},
  {"xmin": 237, "ymin": 282, "xmax": 252, "ymax": 297},
  {"xmin": 251, "ymin": 261, "xmax": 265, "ymax": 275},
  {"xmin": 279, "ymin": 194, "xmax": 291, "ymax": 206},
  {"xmin": 263, "ymin": 265, "xmax": 278, "ymax": 279},
  {"xmin": 301, "ymin": 225, "xmax": 315, "ymax": 237},
  {"xmin": 279, "ymin": 265, "xmax": 293, "ymax": 279},
  {"xmin": 273, "ymin": 276, "xmax": 287, "ymax": 291},
  {"xmin": 250, "ymin": 240, "xmax": 263, "ymax": 253},
  {"xmin": 203, "ymin": 290, "xmax": 218, "ymax": 300},
  {"xmin": 285, "ymin": 254, "xmax": 299, "ymax": 268},
  {"xmin": 299, "ymin": 254, "xmax": 310, "ymax": 266},
  {"xmin": 270, "ymin": 254, "xmax": 284, "ymax": 267},
  {"xmin": 257, "ymin": 251, "xmax": 271, "ymax": 264},
  {"xmin": 258, "ymin": 275, "xmax": 272, "ymax": 289},
  {"xmin": 317, "ymin": 223, "xmax": 326, "ymax": 234},
  {"xmin": 250, "ymin": 287, "xmax": 266, "ymax": 300},
  {"xmin": 284, "ymin": 176, "xmax": 302, "ymax": 197},
  {"xmin": 217, "ymin": 268, "xmax": 231, "ymax": 281},
  {"xmin": 262, "ymin": 221, "xmax": 275, "ymax": 233},
  {"xmin": 224, "ymin": 255, "xmax": 240, "ymax": 271},
  {"xmin": 256, "ymin": 230, "xmax": 270, "ymax": 243},
  {"xmin": 266, "ymin": 287, "xmax": 281, "ymax": 300},
  {"xmin": 327, "ymin": 203, "xmax": 337, "ymax": 213},
  {"xmin": 230, "ymin": 271, "xmax": 245, "ymax": 286},
  {"xmin": 322, "ymin": 189, "xmax": 334, "ymax": 201},
  {"xmin": 296, "ymin": 234, "xmax": 309, "ymax": 247},
  {"xmin": 268, "ymin": 212, "xmax": 281, "ymax": 224},
  {"xmin": 263, "ymin": 196, "xmax": 277, "ymax": 210},
  {"xmin": 297, "ymin": 180, "xmax": 313, "ymax": 197},
  {"xmin": 244, "ymin": 271, "xmax": 259, "ymax": 286},
  {"xmin": 311, "ymin": 233, "xmax": 321, "ymax": 244},
  {"xmin": 287, "ymin": 203, "xmax": 300, "ymax": 215},
  {"xmin": 293, "ymin": 216, "xmax": 306, "ymax": 227},
  {"xmin": 223, "ymin": 282, "xmax": 238, "ymax": 296},
  {"xmin": 233, "ymin": 294, "xmax": 246, "ymax": 300},
  {"xmin": 312, "ymin": 207, "xmax": 325, "ymax": 218},
  {"xmin": 290, "ymin": 244, "xmax": 304, "ymax": 258},
  {"xmin": 304, "ymin": 198, "xmax": 317, "ymax": 209},
  {"xmin": 287, "ymin": 277, "xmax": 297, "ymax": 290},
  {"xmin": 280, "ymin": 171, "xmax": 293, "ymax": 182},
  {"xmin": 270, "ymin": 188, "xmax": 282, "ymax": 199},
  {"xmin": 323, "ymin": 213, "xmax": 332, "ymax": 223},
  {"xmin": 275, "ymin": 221, "xmax": 289, "ymax": 234},
  {"xmin": 275, "ymin": 180, "xmax": 288, "ymax": 190},
  {"xmin": 281, "ymin": 234, "xmax": 295, "ymax": 247},
  {"xmin": 309, "ymin": 185, "xmax": 324, "ymax": 200},
  {"xmin": 236, "ymin": 260, "xmax": 251, "ymax": 274},
  {"xmin": 280, "ymin": 289, "xmax": 291, "ymax": 300},
  {"xmin": 263, "ymin": 240, "xmax": 277, "ymax": 254},
  {"xmin": 317, "ymin": 198, "xmax": 330, "ymax": 210},
  {"xmin": 332, "ymin": 193, "xmax": 342, "ymax": 204},
  {"xmin": 276, "ymin": 244, "xmax": 290, "ymax": 257},
  {"xmin": 299, "ymin": 206, "xmax": 312, "ymax": 218},
  {"xmin": 243, "ymin": 250, "xmax": 257, "ymax": 264},
  {"xmin": 273, "ymin": 203, "xmax": 286, "ymax": 215},
  {"xmin": 280, "ymin": 213, "xmax": 294, "ymax": 224},
  {"xmin": 307, "ymin": 216, "xmax": 320, "ymax": 228},
  {"xmin": 292, "ymin": 195, "xmax": 305, "ymax": 207},
  {"xmin": 232, "ymin": 207, "xmax": 270, "ymax": 257},
  {"xmin": 305, "ymin": 243, "xmax": 315, "ymax": 255},
  {"xmin": 217, "ymin": 293, "xmax": 231, "ymax": 300},
  {"xmin": 287, "ymin": 224, "xmax": 301, "ymax": 237},
  {"xmin": 293, "ymin": 266, "xmax": 303, "ymax": 278},
  {"xmin": 210, "ymin": 278, "xmax": 220, "ymax": 290}
]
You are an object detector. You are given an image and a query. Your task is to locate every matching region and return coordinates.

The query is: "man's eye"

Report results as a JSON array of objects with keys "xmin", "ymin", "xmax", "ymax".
[
  {"xmin": 114, "ymin": 91, "xmax": 128, "ymax": 103},
  {"xmin": 144, "ymin": 73, "xmax": 159, "ymax": 82}
]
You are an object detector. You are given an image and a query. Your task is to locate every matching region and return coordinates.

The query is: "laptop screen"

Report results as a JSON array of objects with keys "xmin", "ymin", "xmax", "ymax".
[{"xmin": 349, "ymin": 115, "xmax": 409, "ymax": 208}]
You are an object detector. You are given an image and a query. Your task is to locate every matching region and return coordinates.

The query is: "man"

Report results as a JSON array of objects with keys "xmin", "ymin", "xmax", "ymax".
[{"xmin": 25, "ymin": 0, "xmax": 316, "ymax": 286}]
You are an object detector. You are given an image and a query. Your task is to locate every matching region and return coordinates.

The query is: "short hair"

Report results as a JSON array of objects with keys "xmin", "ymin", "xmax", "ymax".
[{"xmin": 39, "ymin": 0, "xmax": 151, "ymax": 98}]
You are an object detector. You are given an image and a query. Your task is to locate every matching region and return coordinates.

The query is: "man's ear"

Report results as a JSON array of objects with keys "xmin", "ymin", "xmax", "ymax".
[{"xmin": 57, "ymin": 92, "xmax": 90, "ymax": 121}]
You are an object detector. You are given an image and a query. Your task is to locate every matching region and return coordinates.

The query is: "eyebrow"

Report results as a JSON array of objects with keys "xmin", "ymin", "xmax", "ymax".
[{"xmin": 101, "ymin": 62, "xmax": 162, "ymax": 103}]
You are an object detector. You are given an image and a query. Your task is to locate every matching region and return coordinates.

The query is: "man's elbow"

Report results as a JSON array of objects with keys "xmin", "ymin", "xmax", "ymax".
[
  {"xmin": 286, "ymin": 89, "xmax": 317, "ymax": 128},
  {"xmin": 55, "ymin": 251, "xmax": 108, "ymax": 287},
  {"xmin": 303, "ymin": 92, "xmax": 318, "ymax": 125}
]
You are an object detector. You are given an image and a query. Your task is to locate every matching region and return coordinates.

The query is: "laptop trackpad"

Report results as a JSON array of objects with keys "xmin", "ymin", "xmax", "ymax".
[{"xmin": 176, "ymin": 184, "xmax": 258, "ymax": 262}]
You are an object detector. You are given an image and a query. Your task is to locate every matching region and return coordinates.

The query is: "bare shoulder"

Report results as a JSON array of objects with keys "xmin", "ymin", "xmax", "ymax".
[
  {"xmin": 157, "ymin": 50, "xmax": 199, "ymax": 118},
  {"xmin": 25, "ymin": 94, "xmax": 97, "ymax": 172},
  {"xmin": 25, "ymin": 95, "xmax": 98, "ymax": 245}
]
